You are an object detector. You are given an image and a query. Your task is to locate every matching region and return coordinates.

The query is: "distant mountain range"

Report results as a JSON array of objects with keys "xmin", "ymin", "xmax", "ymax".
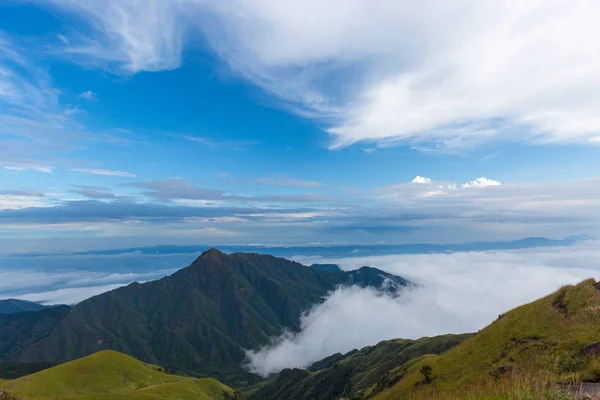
[
  {"xmin": 0, "ymin": 299, "xmax": 48, "ymax": 315},
  {"xmin": 9, "ymin": 236, "xmax": 584, "ymax": 258},
  {"xmin": 0, "ymin": 249, "xmax": 411, "ymax": 386}
]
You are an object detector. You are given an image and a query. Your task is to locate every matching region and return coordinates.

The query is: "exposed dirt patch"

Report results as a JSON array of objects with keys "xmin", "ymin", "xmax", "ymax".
[
  {"xmin": 489, "ymin": 365, "xmax": 515, "ymax": 379},
  {"xmin": 580, "ymin": 341, "xmax": 600, "ymax": 357},
  {"xmin": 564, "ymin": 383, "xmax": 600, "ymax": 399},
  {"xmin": 552, "ymin": 289, "xmax": 568, "ymax": 313}
]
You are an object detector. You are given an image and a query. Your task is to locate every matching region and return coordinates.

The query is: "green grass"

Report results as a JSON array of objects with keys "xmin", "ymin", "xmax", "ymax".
[
  {"xmin": 0, "ymin": 350, "xmax": 237, "ymax": 400},
  {"xmin": 373, "ymin": 278, "xmax": 600, "ymax": 400}
]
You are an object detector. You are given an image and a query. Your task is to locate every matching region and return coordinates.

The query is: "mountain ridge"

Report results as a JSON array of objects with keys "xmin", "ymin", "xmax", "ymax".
[
  {"xmin": 0, "ymin": 249, "xmax": 411, "ymax": 387},
  {"xmin": 0, "ymin": 299, "xmax": 49, "ymax": 315}
]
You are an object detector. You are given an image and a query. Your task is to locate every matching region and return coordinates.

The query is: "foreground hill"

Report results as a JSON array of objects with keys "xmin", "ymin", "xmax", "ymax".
[
  {"xmin": 1, "ymin": 249, "xmax": 410, "ymax": 386},
  {"xmin": 0, "ymin": 350, "xmax": 238, "ymax": 399},
  {"xmin": 0, "ymin": 299, "xmax": 49, "ymax": 315},
  {"xmin": 247, "ymin": 334, "xmax": 471, "ymax": 400},
  {"xmin": 373, "ymin": 278, "xmax": 600, "ymax": 399}
]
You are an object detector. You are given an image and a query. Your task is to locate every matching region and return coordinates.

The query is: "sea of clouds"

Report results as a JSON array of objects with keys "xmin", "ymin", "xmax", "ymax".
[{"xmin": 246, "ymin": 242, "xmax": 600, "ymax": 376}]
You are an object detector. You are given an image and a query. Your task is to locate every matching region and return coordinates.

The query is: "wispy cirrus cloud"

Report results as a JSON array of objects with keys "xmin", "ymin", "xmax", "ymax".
[
  {"xmin": 255, "ymin": 176, "xmax": 324, "ymax": 188},
  {"xmin": 70, "ymin": 168, "xmax": 136, "ymax": 177},
  {"xmin": 0, "ymin": 32, "xmax": 132, "ymax": 172},
  {"xmin": 71, "ymin": 185, "xmax": 117, "ymax": 199},
  {"xmin": 124, "ymin": 178, "xmax": 331, "ymax": 203},
  {"xmin": 3, "ymin": 163, "xmax": 54, "ymax": 173},
  {"xmin": 36, "ymin": 0, "xmax": 600, "ymax": 149},
  {"xmin": 182, "ymin": 135, "xmax": 258, "ymax": 151},
  {"xmin": 0, "ymin": 33, "xmax": 81, "ymax": 157}
]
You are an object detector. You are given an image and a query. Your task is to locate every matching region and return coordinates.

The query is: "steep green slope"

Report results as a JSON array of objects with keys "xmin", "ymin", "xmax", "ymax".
[
  {"xmin": 0, "ymin": 350, "xmax": 237, "ymax": 400},
  {"xmin": 0, "ymin": 306, "xmax": 70, "ymax": 360},
  {"xmin": 248, "ymin": 334, "xmax": 471, "ymax": 400},
  {"xmin": 0, "ymin": 299, "xmax": 48, "ymax": 315},
  {"xmin": 375, "ymin": 279, "xmax": 600, "ymax": 400},
  {"xmin": 5, "ymin": 249, "xmax": 410, "ymax": 386}
]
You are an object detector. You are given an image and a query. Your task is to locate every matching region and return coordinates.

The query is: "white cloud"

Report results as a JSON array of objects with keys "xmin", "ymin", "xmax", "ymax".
[
  {"xmin": 462, "ymin": 177, "xmax": 502, "ymax": 188},
  {"xmin": 3, "ymin": 163, "xmax": 54, "ymax": 173},
  {"xmin": 45, "ymin": 0, "xmax": 185, "ymax": 73},
  {"xmin": 15, "ymin": 283, "xmax": 127, "ymax": 305},
  {"xmin": 41, "ymin": 0, "xmax": 600, "ymax": 147},
  {"xmin": 0, "ymin": 268, "xmax": 175, "ymax": 304},
  {"xmin": 0, "ymin": 192, "xmax": 48, "ymax": 210},
  {"xmin": 78, "ymin": 90, "xmax": 96, "ymax": 101},
  {"xmin": 411, "ymin": 176, "xmax": 431, "ymax": 184},
  {"xmin": 246, "ymin": 243, "xmax": 600, "ymax": 376},
  {"xmin": 71, "ymin": 168, "xmax": 136, "ymax": 177},
  {"xmin": 0, "ymin": 33, "xmax": 135, "ymax": 169}
]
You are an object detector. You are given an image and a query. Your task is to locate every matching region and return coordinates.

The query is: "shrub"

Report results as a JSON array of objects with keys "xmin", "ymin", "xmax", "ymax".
[{"xmin": 420, "ymin": 365, "xmax": 433, "ymax": 383}]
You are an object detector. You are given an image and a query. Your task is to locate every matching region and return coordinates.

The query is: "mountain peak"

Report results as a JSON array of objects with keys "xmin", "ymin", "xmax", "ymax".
[{"xmin": 196, "ymin": 247, "xmax": 226, "ymax": 262}]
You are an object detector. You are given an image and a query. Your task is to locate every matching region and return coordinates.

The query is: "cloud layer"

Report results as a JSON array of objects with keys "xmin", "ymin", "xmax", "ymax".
[
  {"xmin": 246, "ymin": 243, "xmax": 600, "ymax": 375},
  {"xmin": 0, "ymin": 265, "xmax": 177, "ymax": 305},
  {"xmin": 40, "ymin": 0, "xmax": 600, "ymax": 148},
  {"xmin": 1, "ymin": 177, "xmax": 598, "ymax": 253}
]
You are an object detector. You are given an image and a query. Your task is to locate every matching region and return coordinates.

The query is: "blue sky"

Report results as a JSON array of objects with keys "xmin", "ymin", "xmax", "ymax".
[{"xmin": 1, "ymin": 1, "xmax": 600, "ymax": 255}]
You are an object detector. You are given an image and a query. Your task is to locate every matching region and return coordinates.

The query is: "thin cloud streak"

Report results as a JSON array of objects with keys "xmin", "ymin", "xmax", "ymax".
[{"xmin": 71, "ymin": 168, "xmax": 137, "ymax": 177}]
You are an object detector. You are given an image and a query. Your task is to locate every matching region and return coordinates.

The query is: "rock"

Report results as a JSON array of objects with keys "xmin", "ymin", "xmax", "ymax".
[
  {"xmin": 580, "ymin": 341, "xmax": 600, "ymax": 357},
  {"xmin": 489, "ymin": 365, "xmax": 516, "ymax": 378}
]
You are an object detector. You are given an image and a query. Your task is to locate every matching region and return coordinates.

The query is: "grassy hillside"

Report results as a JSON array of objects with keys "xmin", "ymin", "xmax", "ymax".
[
  {"xmin": 374, "ymin": 278, "xmax": 600, "ymax": 400},
  {"xmin": 0, "ymin": 350, "xmax": 239, "ymax": 400},
  {"xmin": 248, "ymin": 334, "xmax": 471, "ymax": 400}
]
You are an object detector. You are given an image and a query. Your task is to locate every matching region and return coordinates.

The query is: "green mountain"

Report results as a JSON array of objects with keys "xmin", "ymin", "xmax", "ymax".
[
  {"xmin": 247, "ymin": 334, "xmax": 471, "ymax": 400},
  {"xmin": 0, "ymin": 306, "xmax": 71, "ymax": 361},
  {"xmin": 0, "ymin": 299, "xmax": 48, "ymax": 315},
  {"xmin": 0, "ymin": 350, "xmax": 239, "ymax": 400},
  {"xmin": 1, "ymin": 249, "xmax": 410, "ymax": 387}
]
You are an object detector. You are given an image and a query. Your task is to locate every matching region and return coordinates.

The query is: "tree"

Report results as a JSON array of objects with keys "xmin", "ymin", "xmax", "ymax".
[{"xmin": 419, "ymin": 364, "xmax": 433, "ymax": 383}]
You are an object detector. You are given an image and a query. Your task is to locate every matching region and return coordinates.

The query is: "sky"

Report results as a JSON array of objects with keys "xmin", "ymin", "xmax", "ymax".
[{"xmin": 1, "ymin": 0, "xmax": 599, "ymax": 254}]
